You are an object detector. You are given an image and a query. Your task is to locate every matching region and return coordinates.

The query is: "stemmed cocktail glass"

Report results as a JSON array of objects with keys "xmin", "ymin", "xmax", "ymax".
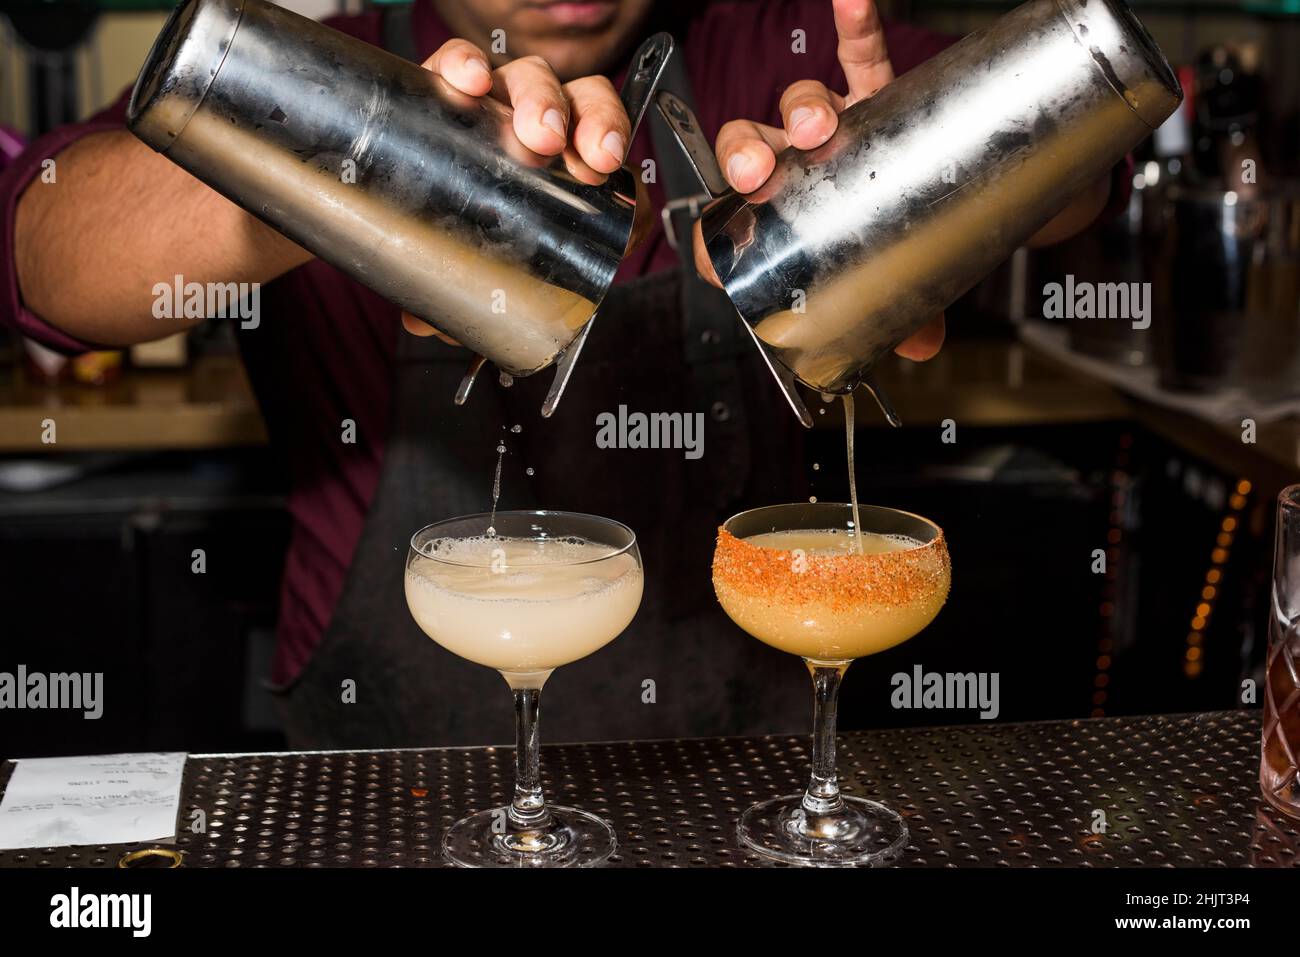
[
  {"xmin": 713, "ymin": 502, "xmax": 950, "ymax": 866},
  {"xmin": 405, "ymin": 510, "xmax": 643, "ymax": 867}
]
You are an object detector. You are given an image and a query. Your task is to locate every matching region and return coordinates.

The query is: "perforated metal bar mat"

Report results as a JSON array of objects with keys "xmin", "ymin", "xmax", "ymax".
[{"xmin": 1, "ymin": 709, "xmax": 1296, "ymax": 867}]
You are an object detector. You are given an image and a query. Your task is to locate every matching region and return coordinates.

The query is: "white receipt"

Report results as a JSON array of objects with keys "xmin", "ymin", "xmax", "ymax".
[{"xmin": 0, "ymin": 752, "xmax": 187, "ymax": 850}]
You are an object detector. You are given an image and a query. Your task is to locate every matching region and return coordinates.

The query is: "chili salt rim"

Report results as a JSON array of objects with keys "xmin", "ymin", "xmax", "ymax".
[{"xmin": 712, "ymin": 526, "xmax": 951, "ymax": 612}]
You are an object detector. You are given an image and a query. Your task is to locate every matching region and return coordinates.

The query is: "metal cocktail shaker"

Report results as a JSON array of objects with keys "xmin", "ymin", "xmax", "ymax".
[
  {"xmin": 1152, "ymin": 183, "xmax": 1300, "ymax": 399},
  {"xmin": 127, "ymin": 0, "xmax": 670, "ymax": 416},
  {"xmin": 657, "ymin": 0, "xmax": 1182, "ymax": 426}
]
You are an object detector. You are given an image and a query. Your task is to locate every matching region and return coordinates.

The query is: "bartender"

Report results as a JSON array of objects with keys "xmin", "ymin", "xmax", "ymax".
[{"xmin": 1, "ymin": 0, "xmax": 1116, "ymax": 748}]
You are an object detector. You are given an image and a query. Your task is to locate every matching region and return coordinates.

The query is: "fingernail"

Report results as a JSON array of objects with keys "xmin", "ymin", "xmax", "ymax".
[
  {"xmin": 601, "ymin": 130, "xmax": 626, "ymax": 161},
  {"xmin": 542, "ymin": 108, "xmax": 566, "ymax": 138},
  {"xmin": 467, "ymin": 58, "xmax": 491, "ymax": 79},
  {"xmin": 727, "ymin": 153, "xmax": 752, "ymax": 186},
  {"xmin": 788, "ymin": 106, "xmax": 815, "ymax": 137}
]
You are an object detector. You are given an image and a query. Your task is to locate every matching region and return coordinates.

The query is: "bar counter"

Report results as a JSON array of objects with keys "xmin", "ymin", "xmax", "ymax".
[{"xmin": 1, "ymin": 709, "xmax": 1295, "ymax": 868}]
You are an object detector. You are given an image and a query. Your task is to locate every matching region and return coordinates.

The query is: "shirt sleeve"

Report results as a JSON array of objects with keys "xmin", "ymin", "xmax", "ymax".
[
  {"xmin": 0, "ymin": 89, "xmax": 132, "ymax": 354},
  {"xmin": 0, "ymin": 11, "xmax": 384, "ymax": 356}
]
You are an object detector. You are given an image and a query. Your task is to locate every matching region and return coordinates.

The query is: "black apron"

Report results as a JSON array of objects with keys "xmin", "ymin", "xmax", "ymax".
[{"xmin": 274, "ymin": 9, "xmax": 810, "ymax": 749}]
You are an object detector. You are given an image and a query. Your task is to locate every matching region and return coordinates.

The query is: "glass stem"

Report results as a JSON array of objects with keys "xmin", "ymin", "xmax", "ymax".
[
  {"xmin": 802, "ymin": 660, "xmax": 850, "ymax": 818},
  {"xmin": 509, "ymin": 687, "xmax": 550, "ymax": 831}
]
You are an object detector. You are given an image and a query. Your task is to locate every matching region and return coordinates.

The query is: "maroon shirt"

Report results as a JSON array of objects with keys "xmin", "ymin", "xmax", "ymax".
[{"xmin": 0, "ymin": 2, "xmax": 961, "ymax": 684}]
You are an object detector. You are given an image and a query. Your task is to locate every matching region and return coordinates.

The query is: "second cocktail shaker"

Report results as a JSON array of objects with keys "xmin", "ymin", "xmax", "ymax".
[{"xmin": 658, "ymin": 0, "xmax": 1183, "ymax": 425}]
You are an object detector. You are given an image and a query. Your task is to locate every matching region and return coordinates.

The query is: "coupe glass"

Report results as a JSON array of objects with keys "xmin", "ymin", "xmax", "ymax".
[
  {"xmin": 405, "ymin": 510, "xmax": 643, "ymax": 867},
  {"xmin": 713, "ymin": 502, "xmax": 950, "ymax": 866}
]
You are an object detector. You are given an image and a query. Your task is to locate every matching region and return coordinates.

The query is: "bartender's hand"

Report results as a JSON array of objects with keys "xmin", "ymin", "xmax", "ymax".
[
  {"xmin": 402, "ymin": 39, "xmax": 634, "ymax": 342},
  {"xmin": 689, "ymin": 0, "xmax": 943, "ymax": 361}
]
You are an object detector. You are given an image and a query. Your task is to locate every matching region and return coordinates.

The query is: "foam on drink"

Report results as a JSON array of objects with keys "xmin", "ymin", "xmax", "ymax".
[{"xmin": 405, "ymin": 535, "xmax": 642, "ymax": 681}]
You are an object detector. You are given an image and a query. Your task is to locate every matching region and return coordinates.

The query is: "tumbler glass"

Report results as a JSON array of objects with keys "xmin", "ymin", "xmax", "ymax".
[{"xmin": 1262, "ymin": 485, "xmax": 1300, "ymax": 819}]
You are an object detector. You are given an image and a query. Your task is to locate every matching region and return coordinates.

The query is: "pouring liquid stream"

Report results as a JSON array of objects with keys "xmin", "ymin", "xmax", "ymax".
[
  {"xmin": 485, "ymin": 424, "xmax": 523, "ymax": 538},
  {"xmin": 844, "ymin": 393, "xmax": 862, "ymax": 554},
  {"xmin": 487, "ymin": 440, "xmax": 505, "ymax": 537}
]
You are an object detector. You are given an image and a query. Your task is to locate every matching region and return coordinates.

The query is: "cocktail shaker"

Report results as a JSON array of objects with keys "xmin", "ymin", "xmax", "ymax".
[
  {"xmin": 657, "ymin": 0, "xmax": 1182, "ymax": 425},
  {"xmin": 1151, "ymin": 183, "xmax": 1300, "ymax": 399},
  {"xmin": 127, "ymin": 0, "xmax": 670, "ymax": 416}
]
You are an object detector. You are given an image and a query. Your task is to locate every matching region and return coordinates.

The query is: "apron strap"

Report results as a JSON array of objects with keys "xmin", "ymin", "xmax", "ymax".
[
  {"xmin": 648, "ymin": 45, "xmax": 748, "ymax": 366},
  {"xmin": 646, "ymin": 44, "xmax": 752, "ymax": 513}
]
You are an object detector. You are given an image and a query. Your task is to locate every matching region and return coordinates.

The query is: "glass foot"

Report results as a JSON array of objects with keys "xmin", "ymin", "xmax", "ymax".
[
  {"xmin": 738, "ymin": 794, "xmax": 907, "ymax": 867},
  {"xmin": 443, "ymin": 805, "xmax": 616, "ymax": 868}
]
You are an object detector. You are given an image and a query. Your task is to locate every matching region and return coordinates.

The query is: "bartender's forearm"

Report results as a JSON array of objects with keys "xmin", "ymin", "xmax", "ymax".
[{"xmin": 15, "ymin": 130, "xmax": 311, "ymax": 346}]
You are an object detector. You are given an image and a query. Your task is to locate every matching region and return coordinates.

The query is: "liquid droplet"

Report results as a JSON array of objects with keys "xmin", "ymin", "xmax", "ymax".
[
  {"xmin": 495, "ymin": 442, "xmax": 506, "ymax": 454},
  {"xmin": 525, "ymin": 467, "xmax": 535, "ymax": 476},
  {"xmin": 812, "ymin": 463, "xmax": 820, "ymax": 471},
  {"xmin": 499, "ymin": 372, "xmax": 514, "ymax": 388},
  {"xmin": 818, "ymin": 408, "xmax": 826, "ymax": 415},
  {"xmin": 510, "ymin": 424, "xmax": 522, "ymax": 433},
  {"xmin": 809, "ymin": 496, "xmax": 818, "ymax": 503}
]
